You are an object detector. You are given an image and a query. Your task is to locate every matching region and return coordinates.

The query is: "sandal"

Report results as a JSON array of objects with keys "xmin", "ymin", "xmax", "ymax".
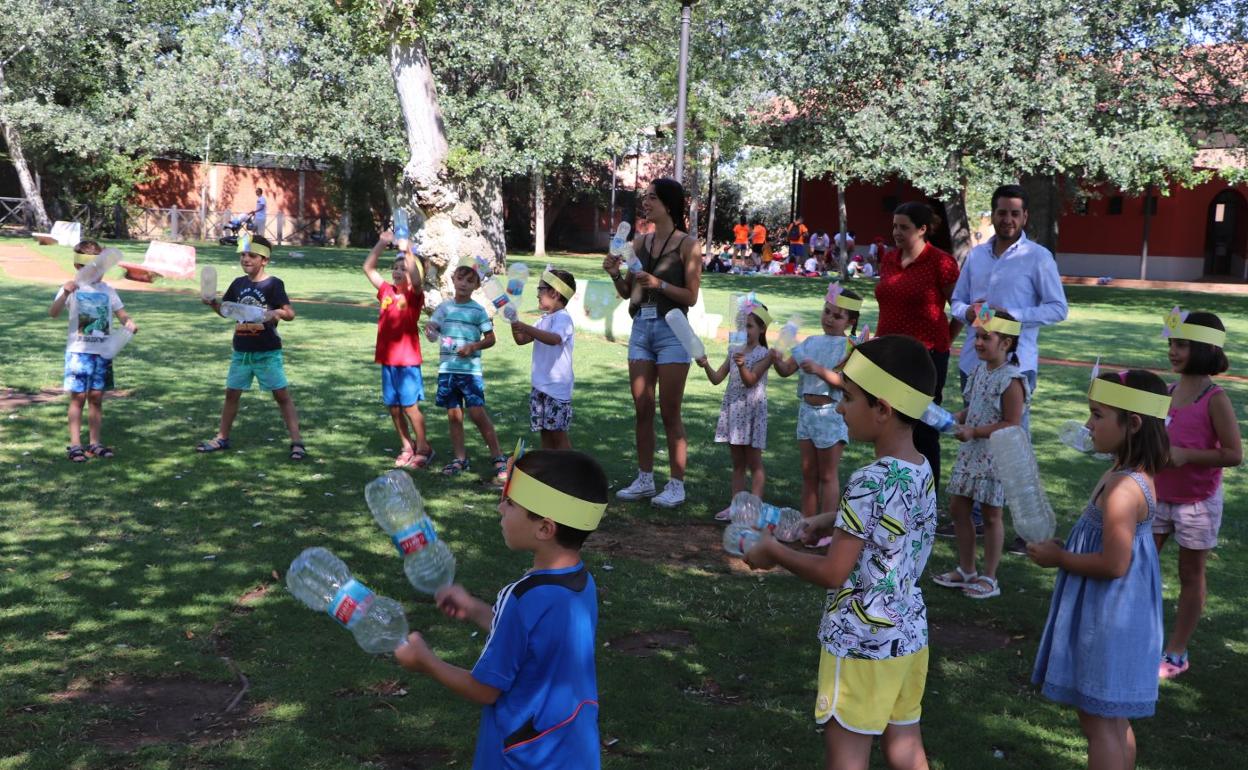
[
  {"xmin": 932, "ymin": 566, "xmax": 978, "ymax": 588},
  {"xmin": 491, "ymin": 455, "xmax": 510, "ymax": 484},
  {"xmin": 289, "ymin": 443, "xmax": 307, "ymax": 461},
  {"xmin": 441, "ymin": 457, "xmax": 470, "ymax": 476},
  {"xmin": 196, "ymin": 436, "xmax": 230, "ymax": 453},
  {"xmin": 409, "ymin": 447, "xmax": 436, "ymax": 469},
  {"xmin": 962, "ymin": 575, "xmax": 1001, "ymax": 600},
  {"xmin": 86, "ymin": 443, "xmax": 115, "ymax": 459},
  {"xmin": 394, "ymin": 448, "xmax": 415, "ymax": 468},
  {"xmin": 67, "ymin": 445, "xmax": 88, "ymax": 463}
]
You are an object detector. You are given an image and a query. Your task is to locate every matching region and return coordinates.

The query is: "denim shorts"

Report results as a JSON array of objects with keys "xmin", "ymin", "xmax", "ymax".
[
  {"xmin": 381, "ymin": 365, "xmax": 425, "ymax": 407},
  {"xmin": 796, "ymin": 401, "xmax": 848, "ymax": 449},
  {"xmin": 226, "ymin": 350, "xmax": 288, "ymax": 391},
  {"xmin": 435, "ymin": 372, "xmax": 486, "ymax": 409},
  {"xmin": 63, "ymin": 351, "xmax": 114, "ymax": 393},
  {"xmin": 628, "ymin": 315, "xmax": 690, "ymax": 365}
]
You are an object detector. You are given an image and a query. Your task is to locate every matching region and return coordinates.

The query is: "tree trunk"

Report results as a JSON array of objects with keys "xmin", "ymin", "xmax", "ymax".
[
  {"xmin": 688, "ymin": 146, "xmax": 701, "ymax": 243},
  {"xmin": 0, "ymin": 62, "xmax": 51, "ymax": 232},
  {"xmin": 533, "ymin": 169, "xmax": 546, "ymax": 257},
  {"xmin": 390, "ymin": 40, "xmax": 503, "ymax": 305},
  {"xmin": 1140, "ymin": 184, "xmax": 1155, "ymax": 280},
  {"xmin": 338, "ymin": 158, "xmax": 353, "ymax": 247},
  {"xmin": 705, "ymin": 142, "xmax": 719, "ymax": 251},
  {"xmin": 837, "ymin": 184, "xmax": 849, "ymax": 275},
  {"xmin": 1020, "ymin": 174, "xmax": 1060, "ymax": 253},
  {"xmin": 941, "ymin": 152, "xmax": 973, "ymax": 264}
]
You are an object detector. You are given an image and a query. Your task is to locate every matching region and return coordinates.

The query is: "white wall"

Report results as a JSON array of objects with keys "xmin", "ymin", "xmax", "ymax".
[{"xmin": 1055, "ymin": 253, "xmax": 1206, "ymax": 281}]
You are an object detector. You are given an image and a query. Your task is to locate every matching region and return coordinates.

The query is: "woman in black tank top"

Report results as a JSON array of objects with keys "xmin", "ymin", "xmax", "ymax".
[{"xmin": 601, "ymin": 178, "xmax": 703, "ymax": 508}]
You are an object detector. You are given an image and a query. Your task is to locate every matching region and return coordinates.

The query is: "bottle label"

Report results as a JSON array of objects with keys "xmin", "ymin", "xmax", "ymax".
[
  {"xmin": 506, "ymin": 279, "xmax": 524, "ymax": 296},
  {"xmin": 328, "ymin": 579, "xmax": 375, "ymax": 629},
  {"xmin": 758, "ymin": 504, "xmax": 781, "ymax": 530},
  {"xmin": 392, "ymin": 520, "xmax": 438, "ymax": 557},
  {"xmin": 489, "ymin": 291, "xmax": 509, "ymax": 310}
]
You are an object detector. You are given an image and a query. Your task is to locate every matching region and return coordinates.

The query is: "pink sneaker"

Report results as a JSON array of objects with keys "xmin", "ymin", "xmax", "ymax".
[
  {"xmin": 1159, "ymin": 652, "xmax": 1189, "ymax": 680},
  {"xmin": 714, "ymin": 506, "xmax": 732, "ymax": 522}
]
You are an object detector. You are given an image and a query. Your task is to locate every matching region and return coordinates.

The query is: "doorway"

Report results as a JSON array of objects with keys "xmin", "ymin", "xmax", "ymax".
[{"xmin": 1204, "ymin": 189, "xmax": 1247, "ymax": 276}]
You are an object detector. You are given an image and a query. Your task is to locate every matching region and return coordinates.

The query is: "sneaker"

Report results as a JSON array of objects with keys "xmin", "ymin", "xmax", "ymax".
[
  {"xmin": 1159, "ymin": 652, "xmax": 1189, "ymax": 680},
  {"xmin": 616, "ymin": 473, "xmax": 657, "ymax": 501},
  {"xmin": 651, "ymin": 480, "xmax": 686, "ymax": 508}
]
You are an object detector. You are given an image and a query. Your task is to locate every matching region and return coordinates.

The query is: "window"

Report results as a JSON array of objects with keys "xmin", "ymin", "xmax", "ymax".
[
  {"xmin": 1215, "ymin": 203, "xmax": 1226, "ymax": 223},
  {"xmin": 1108, "ymin": 196, "xmax": 1124, "ymax": 215},
  {"xmin": 1144, "ymin": 197, "xmax": 1159, "ymax": 215}
]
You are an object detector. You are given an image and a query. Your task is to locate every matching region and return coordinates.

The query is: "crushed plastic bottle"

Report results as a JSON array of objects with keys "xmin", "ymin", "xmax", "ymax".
[
  {"xmin": 989, "ymin": 425, "xmax": 1057, "ymax": 543},
  {"xmin": 723, "ymin": 522, "xmax": 761, "ymax": 557},
  {"xmin": 1058, "ymin": 420, "xmax": 1113, "ymax": 460},
  {"xmin": 506, "ymin": 262, "xmax": 529, "ymax": 297},
  {"xmin": 74, "ymin": 248, "xmax": 123, "ymax": 285},
  {"xmin": 609, "ymin": 221, "xmax": 631, "ymax": 257},
  {"xmin": 725, "ymin": 492, "xmax": 803, "ymax": 544},
  {"xmin": 286, "ymin": 546, "xmax": 409, "ymax": 654},
  {"xmin": 219, "ymin": 301, "xmax": 266, "ymax": 324},
  {"xmin": 774, "ymin": 316, "xmax": 801, "ymax": 356},
  {"xmin": 99, "ymin": 327, "xmax": 134, "ymax": 361},
  {"xmin": 199, "ymin": 265, "xmax": 217, "ymax": 302},
  {"xmin": 364, "ymin": 470, "xmax": 456, "ymax": 595},
  {"xmin": 921, "ymin": 403, "xmax": 957, "ymax": 434},
  {"xmin": 664, "ymin": 308, "xmax": 705, "ymax": 360}
]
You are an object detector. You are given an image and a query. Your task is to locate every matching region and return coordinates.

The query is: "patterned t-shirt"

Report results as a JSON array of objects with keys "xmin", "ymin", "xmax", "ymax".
[
  {"xmin": 429, "ymin": 299, "xmax": 492, "ymax": 375},
  {"xmin": 819, "ymin": 457, "xmax": 937, "ymax": 660},
  {"xmin": 875, "ymin": 243, "xmax": 959, "ymax": 352},
  {"xmin": 56, "ymin": 281, "xmax": 123, "ymax": 356}
]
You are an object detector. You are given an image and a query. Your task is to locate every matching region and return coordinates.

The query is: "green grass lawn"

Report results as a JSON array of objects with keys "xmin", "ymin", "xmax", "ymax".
[{"xmin": 2, "ymin": 236, "xmax": 1247, "ymax": 769}]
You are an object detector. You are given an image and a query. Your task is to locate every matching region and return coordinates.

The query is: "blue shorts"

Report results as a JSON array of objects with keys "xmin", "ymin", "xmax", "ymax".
[
  {"xmin": 226, "ymin": 350, "xmax": 288, "ymax": 391},
  {"xmin": 797, "ymin": 401, "xmax": 848, "ymax": 449},
  {"xmin": 628, "ymin": 315, "xmax": 690, "ymax": 365},
  {"xmin": 63, "ymin": 351, "xmax": 114, "ymax": 393},
  {"xmin": 381, "ymin": 365, "xmax": 425, "ymax": 407},
  {"xmin": 435, "ymin": 372, "xmax": 486, "ymax": 410},
  {"xmin": 790, "ymin": 243, "xmax": 806, "ymax": 258}
]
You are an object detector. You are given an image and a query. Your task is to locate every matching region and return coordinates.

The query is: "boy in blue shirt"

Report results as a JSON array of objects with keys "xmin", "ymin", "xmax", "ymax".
[{"xmin": 395, "ymin": 449, "xmax": 607, "ymax": 770}]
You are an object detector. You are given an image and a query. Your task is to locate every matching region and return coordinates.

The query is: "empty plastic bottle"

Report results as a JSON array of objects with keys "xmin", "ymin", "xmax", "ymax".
[
  {"xmin": 199, "ymin": 265, "xmax": 217, "ymax": 302},
  {"xmin": 481, "ymin": 277, "xmax": 519, "ymax": 323},
  {"xmin": 664, "ymin": 308, "xmax": 705, "ymax": 360},
  {"xmin": 988, "ymin": 425, "xmax": 1057, "ymax": 543},
  {"xmin": 609, "ymin": 221, "xmax": 631, "ymax": 257},
  {"xmin": 1058, "ymin": 420, "xmax": 1113, "ymax": 460},
  {"xmin": 220, "ymin": 301, "xmax": 266, "ymax": 324},
  {"xmin": 775, "ymin": 316, "xmax": 801, "ymax": 356},
  {"xmin": 75, "ymin": 248, "xmax": 123, "ymax": 285},
  {"xmin": 921, "ymin": 403, "xmax": 957, "ymax": 434},
  {"xmin": 100, "ymin": 327, "xmax": 134, "ymax": 361},
  {"xmin": 286, "ymin": 546, "xmax": 410, "ymax": 654},
  {"xmin": 723, "ymin": 522, "xmax": 762, "ymax": 557},
  {"xmin": 726, "ymin": 492, "xmax": 803, "ymax": 543},
  {"xmin": 393, "ymin": 209, "xmax": 410, "ymax": 242},
  {"xmin": 506, "ymin": 262, "xmax": 529, "ymax": 297},
  {"xmin": 364, "ymin": 470, "xmax": 456, "ymax": 595}
]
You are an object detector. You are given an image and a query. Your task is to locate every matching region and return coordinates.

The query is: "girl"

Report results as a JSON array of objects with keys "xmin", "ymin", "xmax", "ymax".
[
  {"xmin": 772, "ymin": 284, "xmax": 861, "ymax": 546},
  {"xmin": 696, "ymin": 301, "xmax": 773, "ymax": 520},
  {"xmin": 1030, "ymin": 369, "xmax": 1169, "ymax": 770},
  {"xmin": 933, "ymin": 310, "xmax": 1028, "ymax": 599},
  {"xmin": 1154, "ymin": 310, "xmax": 1241, "ymax": 679}
]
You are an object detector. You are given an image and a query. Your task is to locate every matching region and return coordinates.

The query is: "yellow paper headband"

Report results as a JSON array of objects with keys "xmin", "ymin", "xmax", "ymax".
[
  {"xmin": 750, "ymin": 306, "xmax": 772, "ymax": 327},
  {"xmin": 506, "ymin": 466, "xmax": 606, "ymax": 531},
  {"xmin": 1088, "ymin": 378, "xmax": 1171, "ymax": 419},
  {"xmin": 238, "ymin": 239, "xmax": 271, "ymax": 259},
  {"xmin": 541, "ymin": 270, "xmax": 574, "ymax": 300},
  {"xmin": 1162, "ymin": 307, "xmax": 1225, "ymax": 348},
  {"xmin": 826, "ymin": 283, "xmax": 863, "ymax": 312},
  {"xmin": 978, "ymin": 316, "xmax": 1021, "ymax": 336},
  {"xmin": 841, "ymin": 349, "xmax": 932, "ymax": 419}
]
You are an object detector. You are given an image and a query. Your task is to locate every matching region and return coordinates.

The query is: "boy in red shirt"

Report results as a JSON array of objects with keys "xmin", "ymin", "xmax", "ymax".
[{"xmin": 364, "ymin": 231, "xmax": 435, "ymax": 468}]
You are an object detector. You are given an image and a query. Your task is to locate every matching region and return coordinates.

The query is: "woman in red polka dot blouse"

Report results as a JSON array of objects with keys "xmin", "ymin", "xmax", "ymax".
[{"xmin": 874, "ymin": 201, "xmax": 961, "ymax": 487}]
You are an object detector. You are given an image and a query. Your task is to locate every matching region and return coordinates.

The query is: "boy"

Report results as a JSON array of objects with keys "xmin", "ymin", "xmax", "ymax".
[
  {"xmin": 424, "ymin": 265, "xmax": 506, "ymax": 481},
  {"xmin": 510, "ymin": 268, "xmax": 576, "ymax": 450},
  {"xmin": 745, "ymin": 334, "xmax": 937, "ymax": 770},
  {"xmin": 197, "ymin": 235, "xmax": 305, "ymax": 460},
  {"xmin": 363, "ymin": 230, "xmax": 434, "ymax": 468},
  {"xmin": 396, "ymin": 449, "xmax": 607, "ymax": 770},
  {"xmin": 49, "ymin": 255, "xmax": 138, "ymax": 462}
]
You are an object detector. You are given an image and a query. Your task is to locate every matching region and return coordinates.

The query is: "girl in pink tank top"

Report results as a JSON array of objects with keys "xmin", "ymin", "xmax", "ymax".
[{"xmin": 1154, "ymin": 309, "xmax": 1242, "ymax": 679}]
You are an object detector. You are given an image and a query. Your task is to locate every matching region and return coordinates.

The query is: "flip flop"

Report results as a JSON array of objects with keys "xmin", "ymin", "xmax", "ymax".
[
  {"xmin": 394, "ymin": 448, "xmax": 416, "ymax": 467},
  {"xmin": 196, "ymin": 437, "xmax": 230, "ymax": 453},
  {"xmin": 409, "ymin": 447, "xmax": 436, "ymax": 469}
]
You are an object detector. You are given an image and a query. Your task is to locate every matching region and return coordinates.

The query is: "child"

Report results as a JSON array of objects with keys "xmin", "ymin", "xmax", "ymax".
[
  {"xmin": 695, "ymin": 300, "xmax": 773, "ymax": 520},
  {"xmin": 49, "ymin": 257, "xmax": 139, "ymax": 462},
  {"xmin": 198, "ymin": 235, "xmax": 305, "ymax": 459},
  {"xmin": 1029, "ymin": 369, "xmax": 1170, "ymax": 769},
  {"xmin": 424, "ymin": 265, "xmax": 506, "ymax": 481},
  {"xmin": 932, "ymin": 310, "xmax": 1029, "ymax": 599},
  {"xmin": 396, "ymin": 449, "xmax": 607, "ymax": 770},
  {"xmin": 510, "ymin": 268, "xmax": 576, "ymax": 450},
  {"xmin": 772, "ymin": 284, "xmax": 861, "ymax": 545},
  {"xmin": 363, "ymin": 231, "xmax": 434, "ymax": 469},
  {"xmin": 745, "ymin": 334, "xmax": 937, "ymax": 770},
  {"xmin": 1154, "ymin": 309, "xmax": 1241, "ymax": 679}
]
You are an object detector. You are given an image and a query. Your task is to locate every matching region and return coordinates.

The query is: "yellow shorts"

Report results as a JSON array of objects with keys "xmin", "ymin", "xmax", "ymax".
[{"xmin": 814, "ymin": 647, "xmax": 929, "ymax": 735}]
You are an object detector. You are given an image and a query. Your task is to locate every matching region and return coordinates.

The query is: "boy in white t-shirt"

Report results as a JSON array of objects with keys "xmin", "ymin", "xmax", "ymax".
[
  {"xmin": 510, "ymin": 268, "xmax": 576, "ymax": 449},
  {"xmin": 49, "ymin": 268, "xmax": 138, "ymax": 463}
]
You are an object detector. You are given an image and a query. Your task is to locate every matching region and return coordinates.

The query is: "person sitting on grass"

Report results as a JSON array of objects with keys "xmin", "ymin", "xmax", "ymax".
[
  {"xmin": 50, "ymin": 252, "xmax": 139, "ymax": 463},
  {"xmin": 198, "ymin": 234, "xmax": 305, "ymax": 460},
  {"xmin": 396, "ymin": 448, "xmax": 608, "ymax": 770},
  {"xmin": 363, "ymin": 230, "xmax": 435, "ymax": 469},
  {"xmin": 745, "ymin": 334, "xmax": 938, "ymax": 770},
  {"xmin": 510, "ymin": 268, "xmax": 577, "ymax": 450},
  {"xmin": 424, "ymin": 264, "xmax": 506, "ymax": 482}
]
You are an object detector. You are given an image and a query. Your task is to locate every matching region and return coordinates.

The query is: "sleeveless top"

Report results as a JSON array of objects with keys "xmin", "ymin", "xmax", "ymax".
[
  {"xmin": 630, "ymin": 232, "xmax": 692, "ymax": 318},
  {"xmin": 1155, "ymin": 382, "xmax": 1224, "ymax": 503}
]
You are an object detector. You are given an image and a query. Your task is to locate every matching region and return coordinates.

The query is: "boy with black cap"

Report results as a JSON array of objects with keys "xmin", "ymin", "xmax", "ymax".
[{"xmin": 395, "ymin": 447, "xmax": 607, "ymax": 770}]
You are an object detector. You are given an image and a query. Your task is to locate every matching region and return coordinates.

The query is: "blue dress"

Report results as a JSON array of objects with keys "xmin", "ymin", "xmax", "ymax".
[{"xmin": 1031, "ymin": 471, "xmax": 1163, "ymax": 718}]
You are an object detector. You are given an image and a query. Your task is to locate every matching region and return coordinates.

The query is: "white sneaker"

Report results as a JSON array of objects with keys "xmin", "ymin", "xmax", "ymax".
[
  {"xmin": 651, "ymin": 480, "xmax": 686, "ymax": 508},
  {"xmin": 616, "ymin": 473, "xmax": 657, "ymax": 500}
]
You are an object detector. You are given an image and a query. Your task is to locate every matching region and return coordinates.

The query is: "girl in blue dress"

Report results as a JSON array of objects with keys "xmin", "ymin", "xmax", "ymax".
[{"xmin": 1028, "ymin": 369, "xmax": 1169, "ymax": 770}]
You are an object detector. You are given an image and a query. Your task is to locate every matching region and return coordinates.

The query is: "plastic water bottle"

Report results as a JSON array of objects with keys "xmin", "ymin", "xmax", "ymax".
[
  {"xmin": 220, "ymin": 301, "xmax": 266, "ymax": 323},
  {"xmin": 364, "ymin": 470, "xmax": 456, "ymax": 595},
  {"xmin": 775, "ymin": 316, "xmax": 800, "ymax": 356},
  {"xmin": 286, "ymin": 547, "xmax": 410, "ymax": 654},
  {"xmin": 1059, "ymin": 420, "xmax": 1112, "ymax": 460},
  {"xmin": 726, "ymin": 492, "xmax": 803, "ymax": 543},
  {"xmin": 200, "ymin": 265, "xmax": 217, "ymax": 301},
  {"xmin": 481, "ymin": 277, "xmax": 518, "ymax": 323},
  {"xmin": 727, "ymin": 491, "xmax": 761, "ymax": 524},
  {"xmin": 723, "ymin": 522, "xmax": 761, "ymax": 557},
  {"xmin": 584, "ymin": 280, "xmax": 617, "ymax": 320},
  {"xmin": 664, "ymin": 308, "xmax": 705, "ymax": 360},
  {"xmin": 921, "ymin": 403, "xmax": 957, "ymax": 434},
  {"xmin": 623, "ymin": 242, "xmax": 642, "ymax": 273},
  {"xmin": 74, "ymin": 248, "xmax": 123, "ymax": 284},
  {"xmin": 988, "ymin": 425, "xmax": 1057, "ymax": 543},
  {"xmin": 100, "ymin": 327, "xmax": 133, "ymax": 361},
  {"xmin": 506, "ymin": 262, "xmax": 529, "ymax": 297},
  {"xmin": 393, "ymin": 209, "xmax": 410, "ymax": 241},
  {"xmin": 609, "ymin": 221, "xmax": 631, "ymax": 257}
]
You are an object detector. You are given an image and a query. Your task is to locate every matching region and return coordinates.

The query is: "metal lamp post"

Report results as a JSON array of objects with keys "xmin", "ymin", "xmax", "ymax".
[{"xmin": 674, "ymin": 0, "xmax": 693, "ymax": 184}]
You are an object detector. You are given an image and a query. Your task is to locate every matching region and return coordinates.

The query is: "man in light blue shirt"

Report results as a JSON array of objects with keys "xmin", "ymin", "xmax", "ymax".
[{"xmin": 950, "ymin": 184, "xmax": 1068, "ymax": 396}]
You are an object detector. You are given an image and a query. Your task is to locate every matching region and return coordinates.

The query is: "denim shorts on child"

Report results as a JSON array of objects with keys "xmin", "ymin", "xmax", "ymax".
[
  {"xmin": 1152, "ymin": 487, "xmax": 1224, "ymax": 550},
  {"xmin": 627, "ymin": 315, "xmax": 690, "ymax": 365},
  {"xmin": 529, "ymin": 388, "xmax": 573, "ymax": 432},
  {"xmin": 63, "ymin": 351, "xmax": 114, "ymax": 393},
  {"xmin": 381, "ymin": 365, "xmax": 425, "ymax": 407},
  {"xmin": 435, "ymin": 372, "xmax": 486, "ymax": 409},
  {"xmin": 797, "ymin": 401, "xmax": 848, "ymax": 448},
  {"xmin": 814, "ymin": 647, "xmax": 928, "ymax": 735},
  {"xmin": 226, "ymin": 350, "xmax": 288, "ymax": 391}
]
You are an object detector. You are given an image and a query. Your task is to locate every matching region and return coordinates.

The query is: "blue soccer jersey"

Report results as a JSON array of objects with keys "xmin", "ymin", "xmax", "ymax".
[{"xmin": 472, "ymin": 563, "xmax": 599, "ymax": 770}]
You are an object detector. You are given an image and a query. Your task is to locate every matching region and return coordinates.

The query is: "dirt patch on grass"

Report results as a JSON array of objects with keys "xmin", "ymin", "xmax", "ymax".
[
  {"xmin": 682, "ymin": 676, "xmax": 744, "ymax": 706},
  {"xmin": 365, "ymin": 749, "xmax": 456, "ymax": 769},
  {"xmin": 51, "ymin": 675, "xmax": 265, "ymax": 751},
  {"xmin": 0, "ymin": 387, "xmax": 134, "ymax": 411},
  {"xmin": 929, "ymin": 619, "xmax": 1014, "ymax": 653},
  {"xmin": 607, "ymin": 629, "xmax": 694, "ymax": 657},
  {"xmin": 593, "ymin": 518, "xmax": 802, "ymax": 574}
]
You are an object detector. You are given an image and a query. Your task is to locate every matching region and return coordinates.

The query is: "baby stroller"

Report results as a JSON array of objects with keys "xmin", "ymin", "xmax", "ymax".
[{"xmin": 219, "ymin": 213, "xmax": 255, "ymax": 246}]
